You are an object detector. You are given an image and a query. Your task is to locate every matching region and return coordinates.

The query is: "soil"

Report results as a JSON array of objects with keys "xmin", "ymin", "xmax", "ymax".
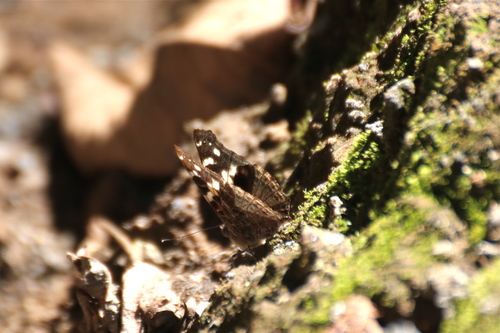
[{"xmin": 0, "ymin": 1, "xmax": 499, "ymax": 333}]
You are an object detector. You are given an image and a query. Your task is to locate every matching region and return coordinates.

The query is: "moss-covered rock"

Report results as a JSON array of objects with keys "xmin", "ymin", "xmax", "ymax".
[{"xmin": 198, "ymin": 0, "xmax": 500, "ymax": 331}]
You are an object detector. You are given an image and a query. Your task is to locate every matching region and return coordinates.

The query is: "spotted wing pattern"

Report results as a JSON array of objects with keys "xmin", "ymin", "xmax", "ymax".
[{"xmin": 175, "ymin": 129, "xmax": 290, "ymax": 249}]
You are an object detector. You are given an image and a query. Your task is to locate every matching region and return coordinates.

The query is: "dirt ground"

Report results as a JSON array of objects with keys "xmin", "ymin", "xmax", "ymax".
[
  {"xmin": 0, "ymin": 1, "xmax": 295, "ymax": 331},
  {"xmin": 0, "ymin": 1, "xmax": 499, "ymax": 333}
]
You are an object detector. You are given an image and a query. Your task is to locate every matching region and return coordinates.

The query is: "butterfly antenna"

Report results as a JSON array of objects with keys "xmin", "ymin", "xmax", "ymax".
[{"xmin": 162, "ymin": 224, "xmax": 222, "ymax": 243}]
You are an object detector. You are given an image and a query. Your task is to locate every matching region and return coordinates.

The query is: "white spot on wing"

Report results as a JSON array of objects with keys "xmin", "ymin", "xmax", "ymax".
[
  {"xmin": 196, "ymin": 140, "xmax": 203, "ymax": 147},
  {"xmin": 203, "ymin": 157, "xmax": 215, "ymax": 166},
  {"xmin": 221, "ymin": 170, "xmax": 229, "ymax": 181},
  {"xmin": 229, "ymin": 165, "xmax": 238, "ymax": 177},
  {"xmin": 206, "ymin": 191, "xmax": 214, "ymax": 201},
  {"xmin": 213, "ymin": 148, "xmax": 221, "ymax": 156},
  {"xmin": 194, "ymin": 164, "xmax": 201, "ymax": 171},
  {"xmin": 209, "ymin": 180, "xmax": 220, "ymax": 191}
]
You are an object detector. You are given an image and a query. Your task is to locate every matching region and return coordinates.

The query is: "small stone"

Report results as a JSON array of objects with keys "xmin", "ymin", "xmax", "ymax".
[{"xmin": 466, "ymin": 57, "xmax": 483, "ymax": 70}]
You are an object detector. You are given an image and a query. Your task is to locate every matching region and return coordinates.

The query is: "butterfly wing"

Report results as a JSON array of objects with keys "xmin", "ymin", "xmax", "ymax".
[
  {"xmin": 194, "ymin": 129, "xmax": 290, "ymax": 218},
  {"xmin": 176, "ymin": 130, "xmax": 290, "ymax": 249},
  {"xmin": 193, "ymin": 129, "xmax": 248, "ymax": 184},
  {"xmin": 232, "ymin": 164, "xmax": 290, "ymax": 218},
  {"xmin": 174, "ymin": 145, "xmax": 227, "ymax": 219},
  {"xmin": 218, "ymin": 183, "xmax": 286, "ymax": 249}
]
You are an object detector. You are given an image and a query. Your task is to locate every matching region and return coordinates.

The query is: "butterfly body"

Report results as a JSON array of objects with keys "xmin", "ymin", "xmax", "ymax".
[{"xmin": 175, "ymin": 129, "xmax": 290, "ymax": 249}]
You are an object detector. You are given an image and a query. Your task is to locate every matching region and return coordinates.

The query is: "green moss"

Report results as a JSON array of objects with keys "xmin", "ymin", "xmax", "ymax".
[
  {"xmin": 302, "ymin": 294, "xmax": 331, "ymax": 327},
  {"xmin": 331, "ymin": 196, "xmax": 441, "ymax": 302},
  {"xmin": 402, "ymin": 105, "xmax": 494, "ymax": 245},
  {"xmin": 374, "ymin": 0, "xmax": 444, "ymax": 82},
  {"xmin": 441, "ymin": 258, "xmax": 500, "ymax": 333},
  {"xmin": 295, "ymin": 131, "xmax": 381, "ymax": 231},
  {"xmin": 326, "ymin": 21, "xmax": 495, "ymax": 309},
  {"xmin": 469, "ymin": 15, "xmax": 489, "ymax": 37},
  {"xmin": 294, "ymin": 111, "xmax": 313, "ymax": 143},
  {"xmin": 285, "ymin": 110, "xmax": 313, "ymax": 163},
  {"xmin": 278, "ymin": 1, "xmax": 496, "ymax": 329}
]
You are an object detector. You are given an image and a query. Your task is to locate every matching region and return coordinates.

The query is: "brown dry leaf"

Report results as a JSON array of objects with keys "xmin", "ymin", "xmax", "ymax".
[
  {"xmin": 67, "ymin": 250, "xmax": 120, "ymax": 333},
  {"xmin": 70, "ymin": 217, "xmax": 205, "ymax": 332},
  {"xmin": 50, "ymin": 0, "xmax": 296, "ymax": 176},
  {"xmin": 48, "ymin": 41, "xmax": 138, "ymax": 173},
  {"xmin": 121, "ymin": 262, "xmax": 192, "ymax": 333},
  {"xmin": 0, "ymin": 25, "xmax": 10, "ymax": 73}
]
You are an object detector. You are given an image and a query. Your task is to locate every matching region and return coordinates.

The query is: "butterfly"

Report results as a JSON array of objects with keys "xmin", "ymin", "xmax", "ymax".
[{"xmin": 174, "ymin": 129, "xmax": 290, "ymax": 249}]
